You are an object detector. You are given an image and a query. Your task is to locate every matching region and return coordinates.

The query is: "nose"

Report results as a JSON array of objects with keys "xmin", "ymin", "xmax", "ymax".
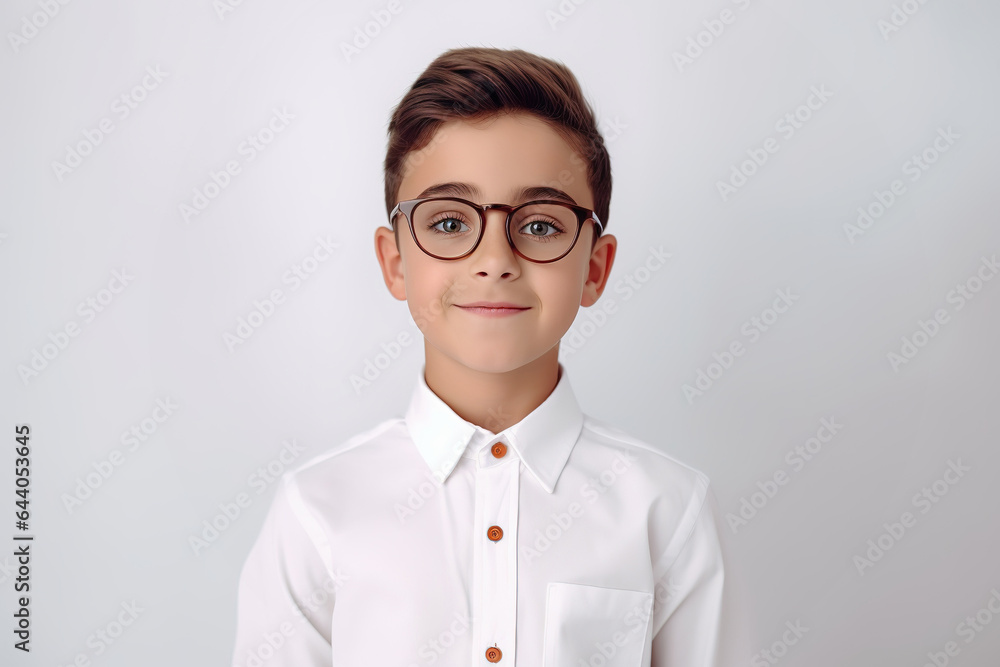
[{"xmin": 469, "ymin": 208, "xmax": 520, "ymax": 278}]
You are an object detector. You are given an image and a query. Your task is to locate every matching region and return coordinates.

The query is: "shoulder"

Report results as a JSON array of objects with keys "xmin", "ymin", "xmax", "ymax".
[
  {"xmin": 578, "ymin": 414, "xmax": 712, "ymax": 505},
  {"xmin": 284, "ymin": 417, "xmax": 407, "ymax": 491},
  {"xmin": 256, "ymin": 418, "xmax": 409, "ymax": 549},
  {"xmin": 578, "ymin": 415, "xmax": 719, "ymax": 571}
]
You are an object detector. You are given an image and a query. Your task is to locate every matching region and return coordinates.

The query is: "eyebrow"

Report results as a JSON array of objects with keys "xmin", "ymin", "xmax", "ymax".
[{"xmin": 415, "ymin": 182, "xmax": 579, "ymax": 206}]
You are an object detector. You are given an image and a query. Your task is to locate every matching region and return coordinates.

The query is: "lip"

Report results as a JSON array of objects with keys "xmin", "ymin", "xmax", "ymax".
[
  {"xmin": 455, "ymin": 301, "xmax": 530, "ymax": 317},
  {"xmin": 458, "ymin": 301, "xmax": 528, "ymax": 309}
]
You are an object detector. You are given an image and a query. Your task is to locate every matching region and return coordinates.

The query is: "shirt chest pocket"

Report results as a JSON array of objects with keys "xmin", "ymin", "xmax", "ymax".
[{"xmin": 542, "ymin": 582, "xmax": 654, "ymax": 667}]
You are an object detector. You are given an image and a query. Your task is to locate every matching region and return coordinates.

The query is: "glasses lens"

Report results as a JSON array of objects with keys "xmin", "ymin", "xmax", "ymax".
[
  {"xmin": 510, "ymin": 203, "xmax": 579, "ymax": 261},
  {"xmin": 409, "ymin": 199, "xmax": 583, "ymax": 261},
  {"xmin": 411, "ymin": 199, "xmax": 481, "ymax": 259}
]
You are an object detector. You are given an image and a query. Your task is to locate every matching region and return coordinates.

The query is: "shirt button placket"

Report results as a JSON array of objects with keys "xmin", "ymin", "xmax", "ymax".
[{"xmin": 473, "ymin": 440, "xmax": 516, "ymax": 664}]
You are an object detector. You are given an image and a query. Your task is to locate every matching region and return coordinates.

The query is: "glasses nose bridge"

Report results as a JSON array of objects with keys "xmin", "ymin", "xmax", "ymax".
[
  {"xmin": 472, "ymin": 203, "xmax": 518, "ymax": 264},
  {"xmin": 477, "ymin": 203, "xmax": 517, "ymax": 236},
  {"xmin": 479, "ymin": 203, "xmax": 515, "ymax": 223}
]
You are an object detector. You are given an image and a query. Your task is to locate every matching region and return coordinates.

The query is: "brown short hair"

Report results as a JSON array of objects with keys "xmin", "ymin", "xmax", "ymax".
[{"xmin": 383, "ymin": 47, "xmax": 612, "ymax": 230}]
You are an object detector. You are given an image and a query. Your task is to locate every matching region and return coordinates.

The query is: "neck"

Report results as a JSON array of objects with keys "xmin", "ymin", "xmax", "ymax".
[{"xmin": 423, "ymin": 345, "xmax": 561, "ymax": 434}]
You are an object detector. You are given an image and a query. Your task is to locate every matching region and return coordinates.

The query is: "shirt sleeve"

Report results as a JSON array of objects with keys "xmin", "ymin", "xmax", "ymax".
[
  {"xmin": 649, "ymin": 478, "xmax": 734, "ymax": 667},
  {"xmin": 230, "ymin": 473, "xmax": 336, "ymax": 667}
]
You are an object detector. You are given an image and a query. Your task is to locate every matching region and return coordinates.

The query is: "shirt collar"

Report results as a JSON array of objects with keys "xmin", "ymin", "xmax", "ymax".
[{"xmin": 404, "ymin": 363, "xmax": 584, "ymax": 494}]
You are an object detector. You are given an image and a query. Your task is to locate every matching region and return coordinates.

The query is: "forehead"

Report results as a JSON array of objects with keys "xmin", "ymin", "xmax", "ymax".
[{"xmin": 397, "ymin": 112, "xmax": 592, "ymax": 207}]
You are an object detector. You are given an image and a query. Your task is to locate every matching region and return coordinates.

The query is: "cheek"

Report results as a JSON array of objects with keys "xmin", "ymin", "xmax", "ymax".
[
  {"xmin": 536, "ymin": 272, "xmax": 585, "ymax": 324},
  {"xmin": 403, "ymin": 261, "xmax": 454, "ymax": 324},
  {"xmin": 405, "ymin": 271, "xmax": 438, "ymax": 307}
]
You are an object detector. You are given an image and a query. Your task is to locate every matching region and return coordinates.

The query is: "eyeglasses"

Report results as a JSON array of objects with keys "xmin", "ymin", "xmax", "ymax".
[{"xmin": 389, "ymin": 196, "xmax": 604, "ymax": 263}]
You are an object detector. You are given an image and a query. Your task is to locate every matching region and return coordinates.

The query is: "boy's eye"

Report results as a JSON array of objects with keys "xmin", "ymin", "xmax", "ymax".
[
  {"xmin": 518, "ymin": 219, "xmax": 563, "ymax": 239},
  {"xmin": 428, "ymin": 217, "xmax": 471, "ymax": 234}
]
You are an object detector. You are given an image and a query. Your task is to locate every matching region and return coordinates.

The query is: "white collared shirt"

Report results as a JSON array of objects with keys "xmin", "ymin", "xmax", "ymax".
[{"xmin": 231, "ymin": 364, "xmax": 731, "ymax": 666}]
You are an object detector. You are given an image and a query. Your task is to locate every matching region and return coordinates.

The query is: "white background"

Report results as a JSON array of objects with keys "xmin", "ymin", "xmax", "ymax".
[{"xmin": 2, "ymin": 0, "xmax": 999, "ymax": 665}]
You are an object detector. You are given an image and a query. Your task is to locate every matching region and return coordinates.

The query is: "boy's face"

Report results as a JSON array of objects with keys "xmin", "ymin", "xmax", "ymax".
[{"xmin": 374, "ymin": 112, "xmax": 617, "ymax": 376}]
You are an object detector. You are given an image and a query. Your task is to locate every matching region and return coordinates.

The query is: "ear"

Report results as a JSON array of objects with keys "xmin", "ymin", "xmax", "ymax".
[
  {"xmin": 581, "ymin": 232, "xmax": 617, "ymax": 308},
  {"xmin": 374, "ymin": 226, "xmax": 407, "ymax": 301}
]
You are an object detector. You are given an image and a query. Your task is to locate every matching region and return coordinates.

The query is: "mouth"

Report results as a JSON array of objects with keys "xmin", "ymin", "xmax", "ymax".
[{"xmin": 455, "ymin": 302, "xmax": 530, "ymax": 316}]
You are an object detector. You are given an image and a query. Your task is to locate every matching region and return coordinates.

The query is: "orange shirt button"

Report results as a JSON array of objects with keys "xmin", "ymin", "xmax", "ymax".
[
  {"xmin": 490, "ymin": 442, "xmax": 507, "ymax": 458},
  {"xmin": 485, "ymin": 646, "xmax": 502, "ymax": 662},
  {"xmin": 487, "ymin": 525, "xmax": 503, "ymax": 541}
]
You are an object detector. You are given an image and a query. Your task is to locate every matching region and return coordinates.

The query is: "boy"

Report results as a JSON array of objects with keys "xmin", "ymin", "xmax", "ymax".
[{"xmin": 232, "ymin": 47, "xmax": 732, "ymax": 666}]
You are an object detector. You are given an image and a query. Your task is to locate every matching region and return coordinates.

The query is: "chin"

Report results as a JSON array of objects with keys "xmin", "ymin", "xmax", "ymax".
[
  {"xmin": 457, "ymin": 355, "xmax": 529, "ymax": 375},
  {"xmin": 470, "ymin": 345, "xmax": 559, "ymax": 374}
]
